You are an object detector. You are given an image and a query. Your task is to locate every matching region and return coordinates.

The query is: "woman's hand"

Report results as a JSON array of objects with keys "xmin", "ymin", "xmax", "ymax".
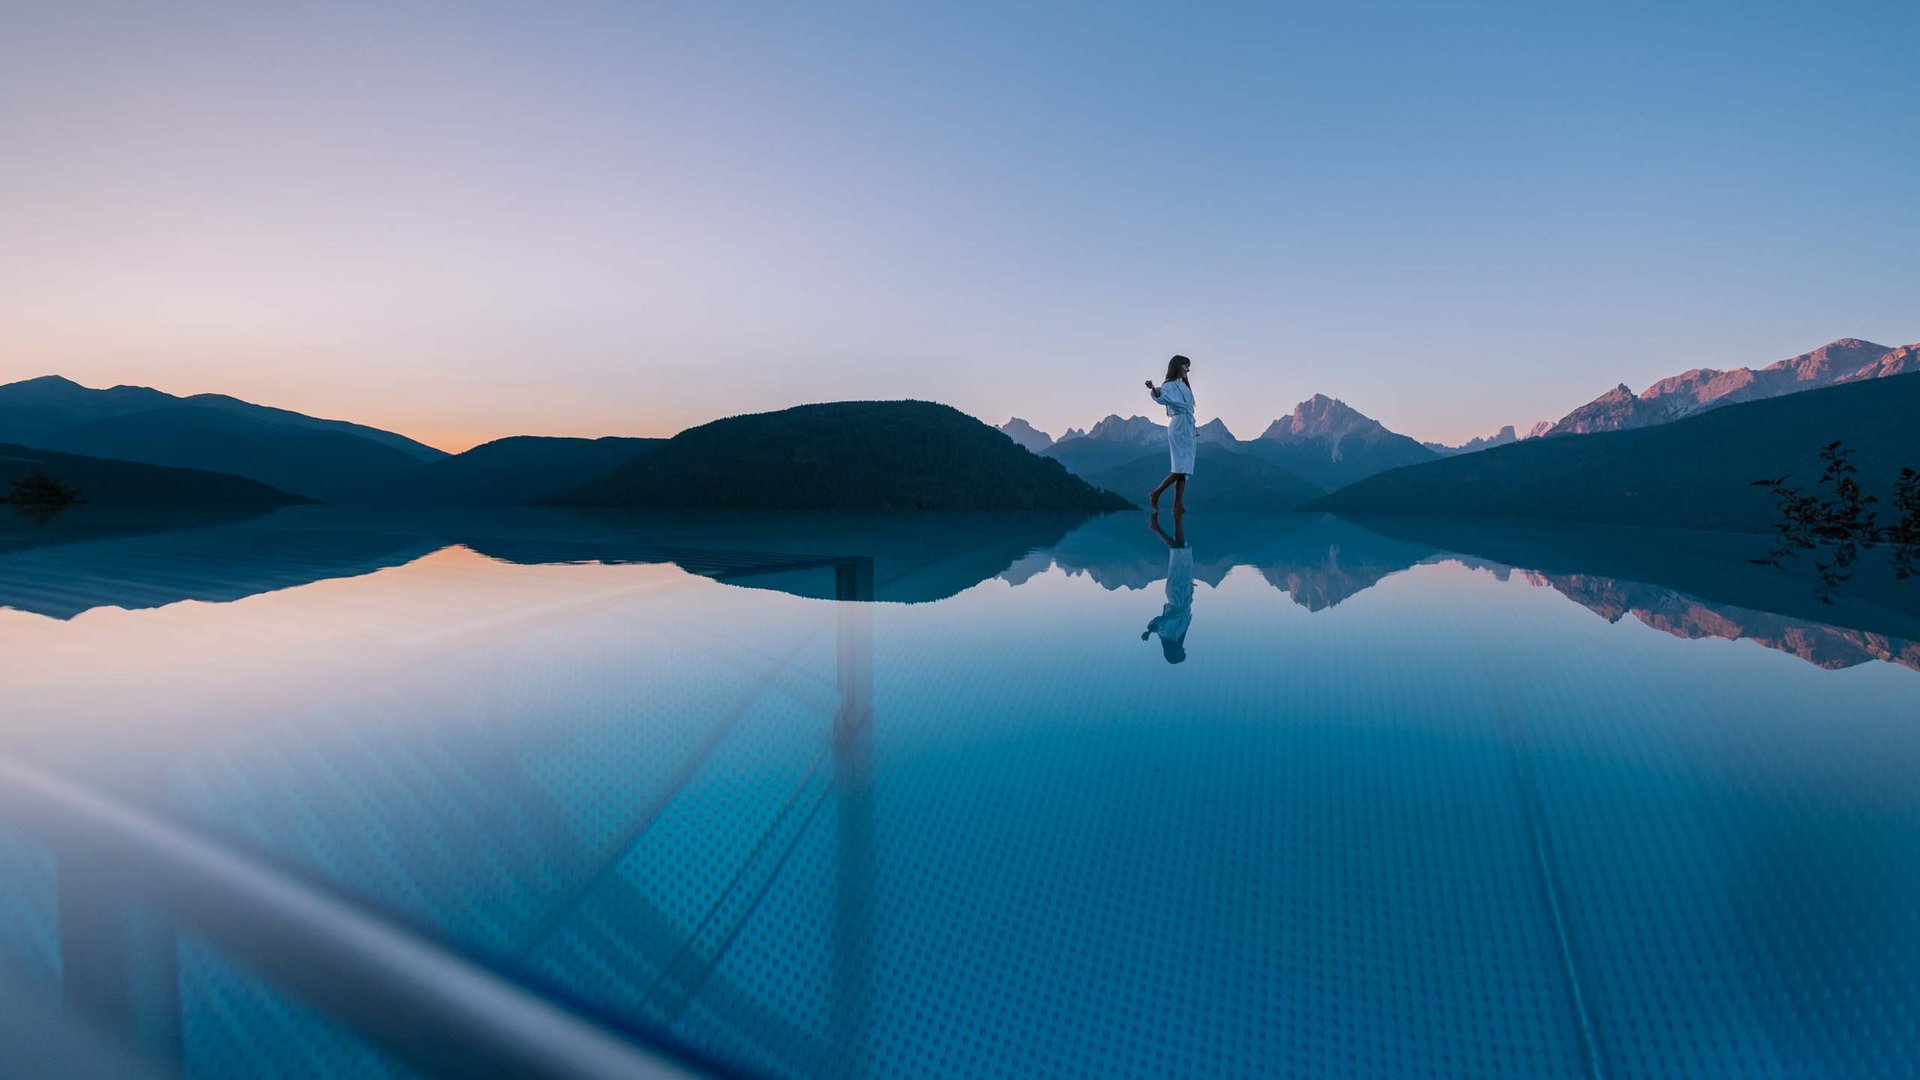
[{"xmin": 1144, "ymin": 379, "xmax": 1156, "ymax": 390}]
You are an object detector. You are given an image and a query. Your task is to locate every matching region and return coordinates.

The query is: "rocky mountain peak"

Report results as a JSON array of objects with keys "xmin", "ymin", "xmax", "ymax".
[
  {"xmin": 996, "ymin": 417, "xmax": 1055, "ymax": 453},
  {"xmin": 1764, "ymin": 338, "xmax": 1891, "ymax": 381},
  {"xmin": 1423, "ymin": 424, "xmax": 1524, "ymax": 456},
  {"xmin": 1836, "ymin": 341, "xmax": 1919, "ymax": 383},
  {"xmin": 1546, "ymin": 338, "xmax": 1903, "ymax": 437},
  {"xmin": 1196, "ymin": 418, "xmax": 1238, "ymax": 444},
  {"xmin": 1082, "ymin": 414, "xmax": 1167, "ymax": 444},
  {"xmin": 1260, "ymin": 395, "xmax": 1382, "ymax": 442}
]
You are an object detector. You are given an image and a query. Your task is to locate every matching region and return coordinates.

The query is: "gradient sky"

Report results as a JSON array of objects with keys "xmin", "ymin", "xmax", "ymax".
[{"xmin": 3, "ymin": 1, "xmax": 1916, "ymax": 451}]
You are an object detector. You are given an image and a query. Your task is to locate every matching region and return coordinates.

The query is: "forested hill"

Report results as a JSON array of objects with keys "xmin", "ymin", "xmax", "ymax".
[{"xmin": 557, "ymin": 400, "xmax": 1134, "ymax": 511}]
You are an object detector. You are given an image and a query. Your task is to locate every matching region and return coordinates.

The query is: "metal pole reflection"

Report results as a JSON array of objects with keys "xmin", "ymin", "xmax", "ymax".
[{"xmin": 832, "ymin": 557, "xmax": 874, "ymax": 1078}]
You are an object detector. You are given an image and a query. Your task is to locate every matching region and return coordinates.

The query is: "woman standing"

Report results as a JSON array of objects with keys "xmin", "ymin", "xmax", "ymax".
[{"xmin": 1144, "ymin": 354, "xmax": 1196, "ymax": 513}]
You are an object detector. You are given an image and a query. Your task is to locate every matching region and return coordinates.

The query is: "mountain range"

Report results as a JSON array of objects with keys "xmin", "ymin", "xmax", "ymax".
[
  {"xmin": 1316, "ymin": 371, "xmax": 1920, "ymax": 533},
  {"xmin": 8, "ymin": 332, "xmax": 1917, "ymax": 515},
  {"xmin": 1352, "ymin": 515, "xmax": 1920, "ymax": 672},
  {"xmin": 9, "ymin": 504, "xmax": 1912, "ymax": 673},
  {"xmin": 999, "ymin": 513, "xmax": 1437, "ymax": 606},
  {"xmin": 1541, "ymin": 338, "xmax": 1916, "ymax": 436},
  {"xmin": 0, "ymin": 375, "xmax": 445, "ymax": 501},
  {"xmin": 1002, "ymin": 335, "xmax": 1920, "ymax": 505},
  {"xmin": 0, "ymin": 377, "xmax": 1123, "ymax": 511},
  {"xmin": 1007, "ymin": 394, "xmax": 1436, "ymax": 501},
  {"xmin": 1422, "ymin": 423, "xmax": 1555, "ymax": 456}
]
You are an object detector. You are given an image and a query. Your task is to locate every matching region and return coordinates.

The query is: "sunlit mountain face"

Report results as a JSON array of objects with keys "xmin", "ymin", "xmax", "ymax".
[{"xmin": 1543, "ymin": 337, "xmax": 1918, "ymax": 436}]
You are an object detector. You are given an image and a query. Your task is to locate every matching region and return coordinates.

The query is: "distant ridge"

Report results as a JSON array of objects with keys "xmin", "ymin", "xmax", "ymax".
[
  {"xmin": 0, "ymin": 442, "xmax": 308, "ymax": 506},
  {"xmin": 20, "ymin": 335, "xmax": 1911, "ymax": 512},
  {"xmin": 0, "ymin": 375, "xmax": 445, "ymax": 502},
  {"xmin": 1041, "ymin": 414, "xmax": 1169, "ymax": 476},
  {"xmin": 1543, "ymin": 337, "xmax": 1909, "ymax": 436},
  {"xmin": 1037, "ymin": 397, "xmax": 1432, "ymax": 488},
  {"xmin": 0, "ymin": 375, "xmax": 444, "ymax": 460},
  {"xmin": 1424, "ymin": 424, "xmax": 1547, "ymax": 456},
  {"xmin": 996, "ymin": 418, "xmax": 1055, "ymax": 453},
  {"xmin": 1075, "ymin": 414, "xmax": 1168, "ymax": 446},
  {"xmin": 1315, "ymin": 371, "xmax": 1920, "ymax": 533},
  {"xmin": 558, "ymin": 400, "xmax": 1132, "ymax": 511},
  {"xmin": 377, "ymin": 435, "xmax": 661, "ymax": 504}
]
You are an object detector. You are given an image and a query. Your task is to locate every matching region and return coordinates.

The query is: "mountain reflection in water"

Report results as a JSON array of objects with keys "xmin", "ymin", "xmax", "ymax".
[
  {"xmin": 2, "ymin": 505, "xmax": 1916, "ymax": 674},
  {"xmin": 1515, "ymin": 568, "xmax": 1920, "ymax": 672},
  {"xmin": 3, "ymin": 502, "xmax": 1918, "ymax": 1080}
]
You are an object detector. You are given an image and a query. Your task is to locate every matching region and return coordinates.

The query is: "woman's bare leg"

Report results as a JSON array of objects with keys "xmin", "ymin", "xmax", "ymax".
[
  {"xmin": 1149, "ymin": 473, "xmax": 1177, "ymax": 509},
  {"xmin": 1172, "ymin": 475, "xmax": 1187, "ymax": 514}
]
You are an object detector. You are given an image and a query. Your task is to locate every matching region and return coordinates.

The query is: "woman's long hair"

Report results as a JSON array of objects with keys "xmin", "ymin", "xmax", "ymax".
[{"xmin": 1164, "ymin": 355, "xmax": 1191, "ymax": 384}]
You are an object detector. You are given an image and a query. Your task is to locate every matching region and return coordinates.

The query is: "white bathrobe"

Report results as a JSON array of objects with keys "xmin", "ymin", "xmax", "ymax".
[
  {"xmin": 1145, "ymin": 545, "xmax": 1194, "ymax": 663},
  {"xmin": 1157, "ymin": 546, "xmax": 1194, "ymax": 638},
  {"xmin": 1156, "ymin": 379, "xmax": 1197, "ymax": 474}
]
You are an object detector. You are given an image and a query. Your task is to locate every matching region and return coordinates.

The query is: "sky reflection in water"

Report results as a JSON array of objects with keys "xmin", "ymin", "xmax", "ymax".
[{"xmin": 0, "ymin": 507, "xmax": 1916, "ymax": 1080}]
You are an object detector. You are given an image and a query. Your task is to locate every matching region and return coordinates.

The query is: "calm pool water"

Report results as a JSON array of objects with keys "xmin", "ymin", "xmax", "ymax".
[{"xmin": 1, "ymin": 507, "xmax": 1916, "ymax": 1079}]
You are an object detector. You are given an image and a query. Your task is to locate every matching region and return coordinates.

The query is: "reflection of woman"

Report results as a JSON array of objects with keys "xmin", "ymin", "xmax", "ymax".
[
  {"xmin": 1141, "ymin": 512, "xmax": 1193, "ymax": 664},
  {"xmin": 1143, "ymin": 354, "xmax": 1195, "ymax": 514}
]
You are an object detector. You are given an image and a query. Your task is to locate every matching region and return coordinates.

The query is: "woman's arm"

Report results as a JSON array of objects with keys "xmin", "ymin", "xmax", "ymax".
[{"xmin": 1145, "ymin": 379, "xmax": 1162, "ymax": 399}]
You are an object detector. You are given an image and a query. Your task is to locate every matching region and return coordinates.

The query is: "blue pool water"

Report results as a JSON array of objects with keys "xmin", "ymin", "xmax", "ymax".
[{"xmin": 0, "ymin": 507, "xmax": 1915, "ymax": 1079}]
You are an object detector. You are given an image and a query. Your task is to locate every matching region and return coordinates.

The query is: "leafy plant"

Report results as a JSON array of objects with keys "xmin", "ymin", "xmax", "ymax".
[
  {"xmin": 1752, "ymin": 441, "xmax": 1919, "ymax": 602},
  {"xmin": 1888, "ymin": 467, "xmax": 1920, "ymax": 582},
  {"xmin": 6, "ymin": 469, "xmax": 82, "ymax": 509}
]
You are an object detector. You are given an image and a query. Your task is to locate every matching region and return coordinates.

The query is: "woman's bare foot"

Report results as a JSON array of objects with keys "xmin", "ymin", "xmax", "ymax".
[
  {"xmin": 1148, "ymin": 490, "xmax": 1161, "ymax": 510},
  {"xmin": 1173, "ymin": 502, "xmax": 1187, "ymax": 516}
]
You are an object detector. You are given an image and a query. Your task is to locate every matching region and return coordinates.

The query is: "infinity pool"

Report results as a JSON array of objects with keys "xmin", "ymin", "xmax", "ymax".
[{"xmin": 2, "ymin": 507, "xmax": 1916, "ymax": 1079}]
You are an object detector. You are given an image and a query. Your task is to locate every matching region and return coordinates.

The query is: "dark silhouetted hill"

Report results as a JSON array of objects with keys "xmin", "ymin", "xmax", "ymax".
[
  {"xmin": 0, "ymin": 375, "xmax": 445, "ymax": 460},
  {"xmin": 1084, "ymin": 445, "xmax": 1324, "ymax": 510},
  {"xmin": 380, "ymin": 435, "xmax": 662, "ymax": 504},
  {"xmin": 0, "ymin": 375, "xmax": 176, "ymax": 444},
  {"xmin": 1037, "ymin": 399, "xmax": 1437, "ymax": 486},
  {"xmin": 35, "ymin": 405, "xmax": 429, "ymax": 502},
  {"xmin": 0, "ymin": 443, "xmax": 308, "ymax": 506},
  {"xmin": 1315, "ymin": 372, "xmax": 1920, "ymax": 533},
  {"xmin": 0, "ymin": 375, "xmax": 445, "ymax": 501},
  {"xmin": 556, "ymin": 401, "xmax": 1133, "ymax": 510}
]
